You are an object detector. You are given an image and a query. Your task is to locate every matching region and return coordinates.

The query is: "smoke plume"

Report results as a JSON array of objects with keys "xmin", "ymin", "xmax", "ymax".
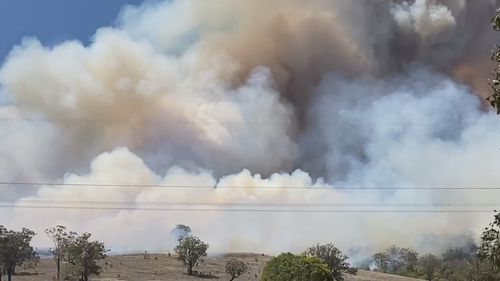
[{"xmin": 0, "ymin": 0, "xmax": 499, "ymax": 255}]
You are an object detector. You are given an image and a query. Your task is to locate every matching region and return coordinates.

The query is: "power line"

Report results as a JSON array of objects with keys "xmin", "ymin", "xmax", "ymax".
[
  {"xmin": 0, "ymin": 204, "xmax": 496, "ymax": 213},
  {"xmin": 1, "ymin": 200, "xmax": 498, "ymax": 213},
  {"xmin": 5, "ymin": 199, "xmax": 500, "ymax": 208},
  {"xmin": 1, "ymin": 182, "xmax": 500, "ymax": 190},
  {"xmin": 0, "ymin": 117, "xmax": 463, "ymax": 126}
]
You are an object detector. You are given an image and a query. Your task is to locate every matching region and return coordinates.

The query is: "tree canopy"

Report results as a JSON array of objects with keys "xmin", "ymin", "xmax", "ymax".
[
  {"xmin": 45, "ymin": 225, "xmax": 76, "ymax": 280},
  {"xmin": 488, "ymin": 8, "xmax": 500, "ymax": 114},
  {"xmin": 225, "ymin": 259, "xmax": 248, "ymax": 281},
  {"xmin": 261, "ymin": 253, "xmax": 333, "ymax": 281},
  {"xmin": 171, "ymin": 224, "xmax": 192, "ymax": 241},
  {"xmin": 174, "ymin": 235, "xmax": 209, "ymax": 275},
  {"xmin": 64, "ymin": 232, "xmax": 107, "ymax": 281},
  {"xmin": 303, "ymin": 243, "xmax": 357, "ymax": 281},
  {"xmin": 0, "ymin": 226, "xmax": 38, "ymax": 281}
]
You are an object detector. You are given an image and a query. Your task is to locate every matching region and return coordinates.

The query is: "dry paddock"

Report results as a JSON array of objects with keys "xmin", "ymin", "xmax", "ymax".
[{"xmin": 10, "ymin": 253, "xmax": 424, "ymax": 281}]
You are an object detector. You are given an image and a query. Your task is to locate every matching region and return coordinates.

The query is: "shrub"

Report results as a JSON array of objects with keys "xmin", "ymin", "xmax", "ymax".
[{"xmin": 261, "ymin": 253, "xmax": 333, "ymax": 281}]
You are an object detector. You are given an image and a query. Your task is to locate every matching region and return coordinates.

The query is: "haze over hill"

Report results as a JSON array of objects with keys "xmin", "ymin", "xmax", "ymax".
[{"xmin": 0, "ymin": 0, "xmax": 499, "ymax": 256}]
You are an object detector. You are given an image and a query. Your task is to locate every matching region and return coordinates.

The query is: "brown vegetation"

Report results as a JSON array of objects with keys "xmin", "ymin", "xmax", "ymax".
[{"xmin": 8, "ymin": 253, "xmax": 423, "ymax": 281}]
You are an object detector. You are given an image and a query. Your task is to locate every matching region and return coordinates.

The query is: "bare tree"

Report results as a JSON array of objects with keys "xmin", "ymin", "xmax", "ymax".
[{"xmin": 45, "ymin": 225, "xmax": 76, "ymax": 280}]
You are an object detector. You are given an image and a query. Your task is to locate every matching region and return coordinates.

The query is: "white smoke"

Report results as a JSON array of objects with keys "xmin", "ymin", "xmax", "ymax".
[{"xmin": 0, "ymin": 0, "xmax": 499, "ymax": 255}]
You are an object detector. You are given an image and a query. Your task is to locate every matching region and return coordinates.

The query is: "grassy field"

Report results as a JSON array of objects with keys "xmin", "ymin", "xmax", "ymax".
[{"xmin": 12, "ymin": 253, "xmax": 424, "ymax": 281}]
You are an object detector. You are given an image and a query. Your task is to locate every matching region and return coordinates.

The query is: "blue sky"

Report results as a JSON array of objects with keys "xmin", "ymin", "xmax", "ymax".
[{"xmin": 0, "ymin": 0, "xmax": 145, "ymax": 63}]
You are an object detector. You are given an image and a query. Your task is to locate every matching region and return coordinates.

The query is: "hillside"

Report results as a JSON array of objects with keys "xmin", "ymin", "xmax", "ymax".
[{"xmin": 12, "ymin": 253, "xmax": 425, "ymax": 281}]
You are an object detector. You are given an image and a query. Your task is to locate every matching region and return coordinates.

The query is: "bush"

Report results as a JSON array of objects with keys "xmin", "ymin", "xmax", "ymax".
[
  {"xmin": 225, "ymin": 259, "xmax": 248, "ymax": 281},
  {"xmin": 372, "ymin": 246, "xmax": 418, "ymax": 275},
  {"xmin": 303, "ymin": 243, "xmax": 357, "ymax": 280},
  {"xmin": 261, "ymin": 253, "xmax": 333, "ymax": 281}
]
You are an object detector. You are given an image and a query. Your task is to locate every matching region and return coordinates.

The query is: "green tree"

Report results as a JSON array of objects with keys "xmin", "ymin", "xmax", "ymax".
[
  {"xmin": 479, "ymin": 211, "xmax": 500, "ymax": 272},
  {"xmin": 174, "ymin": 235, "xmax": 208, "ymax": 275},
  {"xmin": 303, "ymin": 243, "xmax": 357, "ymax": 280},
  {"xmin": 469, "ymin": 259, "xmax": 500, "ymax": 281},
  {"xmin": 225, "ymin": 259, "xmax": 247, "ymax": 281},
  {"xmin": 418, "ymin": 254, "xmax": 440, "ymax": 281},
  {"xmin": 0, "ymin": 226, "xmax": 38, "ymax": 281},
  {"xmin": 438, "ymin": 239, "xmax": 480, "ymax": 281},
  {"xmin": 64, "ymin": 232, "xmax": 107, "ymax": 281},
  {"xmin": 261, "ymin": 253, "xmax": 333, "ymax": 281},
  {"xmin": 488, "ymin": 8, "xmax": 500, "ymax": 114},
  {"xmin": 372, "ymin": 246, "xmax": 418, "ymax": 276},
  {"xmin": 45, "ymin": 225, "xmax": 76, "ymax": 280}
]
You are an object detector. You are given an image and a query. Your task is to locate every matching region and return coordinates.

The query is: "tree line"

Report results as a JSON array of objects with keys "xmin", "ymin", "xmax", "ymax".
[
  {"xmin": 0, "ymin": 225, "xmax": 106, "ymax": 281},
  {"xmin": 2, "ymin": 210, "xmax": 500, "ymax": 281},
  {"xmin": 169, "ymin": 224, "xmax": 357, "ymax": 281},
  {"xmin": 369, "ymin": 211, "xmax": 500, "ymax": 281},
  {"xmin": 165, "ymin": 211, "xmax": 500, "ymax": 281}
]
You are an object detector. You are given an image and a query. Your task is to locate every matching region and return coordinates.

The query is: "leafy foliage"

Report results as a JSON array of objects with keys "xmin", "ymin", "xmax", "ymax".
[
  {"xmin": 488, "ymin": 8, "xmax": 500, "ymax": 114},
  {"xmin": 174, "ymin": 235, "xmax": 209, "ymax": 275},
  {"xmin": 45, "ymin": 225, "xmax": 76, "ymax": 280},
  {"xmin": 225, "ymin": 259, "xmax": 248, "ymax": 281},
  {"xmin": 63, "ymin": 232, "xmax": 107, "ymax": 281},
  {"xmin": 372, "ymin": 246, "xmax": 418, "ymax": 276},
  {"xmin": 261, "ymin": 253, "xmax": 333, "ymax": 281},
  {"xmin": 418, "ymin": 254, "xmax": 440, "ymax": 281},
  {"xmin": 303, "ymin": 243, "xmax": 357, "ymax": 280},
  {"xmin": 479, "ymin": 211, "xmax": 500, "ymax": 272},
  {"xmin": 0, "ymin": 226, "xmax": 4, "ymax": 281},
  {"xmin": 0, "ymin": 226, "xmax": 38, "ymax": 281}
]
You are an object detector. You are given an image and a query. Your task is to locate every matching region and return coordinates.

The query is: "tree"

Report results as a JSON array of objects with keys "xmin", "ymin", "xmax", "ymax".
[
  {"xmin": 225, "ymin": 259, "xmax": 247, "ymax": 281},
  {"xmin": 64, "ymin": 232, "xmax": 107, "ymax": 281},
  {"xmin": 171, "ymin": 224, "xmax": 192, "ymax": 241},
  {"xmin": 303, "ymin": 243, "xmax": 357, "ymax": 280},
  {"xmin": 0, "ymin": 227, "xmax": 38, "ymax": 281},
  {"xmin": 373, "ymin": 252, "xmax": 390, "ymax": 273},
  {"xmin": 479, "ymin": 211, "xmax": 500, "ymax": 271},
  {"xmin": 0, "ymin": 226, "xmax": 5, "ymax": 281},
  {"xmin": 442, "ymin": 240, "xmax": 478, "ymax": 263},
  {"xmin": 488, "ymin": 8, "xmax": 500, "ymax": 114},
  {"xmin": 45, "ymin": 225, "xmax": 76, "ymax": 280},
  {"xmin": 418, "ymin": 254, "xmax": 439, "ymax": 281},
  {"xmin": 372, "ymin": 246, "xmax": 418, "ymax": 276},
  {"xmin": 439, "ymin": 238, "xmax": 480, "ymax": 281},
  {"xmin": 261, "ymin": 253, "xmax": 333, "ymax": 281},
  {"xmin": 174, "ymin": 235, "xmax": 208, "ymax": 275}
]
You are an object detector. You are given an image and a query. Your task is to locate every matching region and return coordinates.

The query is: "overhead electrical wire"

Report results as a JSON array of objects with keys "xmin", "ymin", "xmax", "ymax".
[
  {"xmin": 3, "ymin": 199, "xmax": 500, "ymax": 207},
  {"xmin": 0, "ymin": 205, "xmax": 496, "ymax": 213},
  {"xmin": 0, "ymin": 182, "xmax": 500, "ymax": 190},
  {"xmin": 0, "ymin": 116, "xmax": 461, "ymax": 126},
  {"xmin": 0, "ymin": 199, "xmax": 499, "ymax": 213}
]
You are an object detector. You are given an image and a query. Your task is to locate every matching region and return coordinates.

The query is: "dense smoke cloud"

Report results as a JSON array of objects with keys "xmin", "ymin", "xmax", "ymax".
[{"xmin": 0, "ymin": 0, "xmax": 499, "ymax": 254}]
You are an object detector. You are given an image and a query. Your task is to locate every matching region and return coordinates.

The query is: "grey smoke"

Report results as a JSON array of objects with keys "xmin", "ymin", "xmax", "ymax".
[{"xmin": 0, "ymin": 0, "xmax": 499, "ymax": 253}]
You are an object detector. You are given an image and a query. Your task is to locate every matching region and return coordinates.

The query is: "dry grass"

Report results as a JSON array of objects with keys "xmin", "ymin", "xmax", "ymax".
[{"xmin": 11, "ymin": 253, "xmax": 424, "ymax": 281}]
